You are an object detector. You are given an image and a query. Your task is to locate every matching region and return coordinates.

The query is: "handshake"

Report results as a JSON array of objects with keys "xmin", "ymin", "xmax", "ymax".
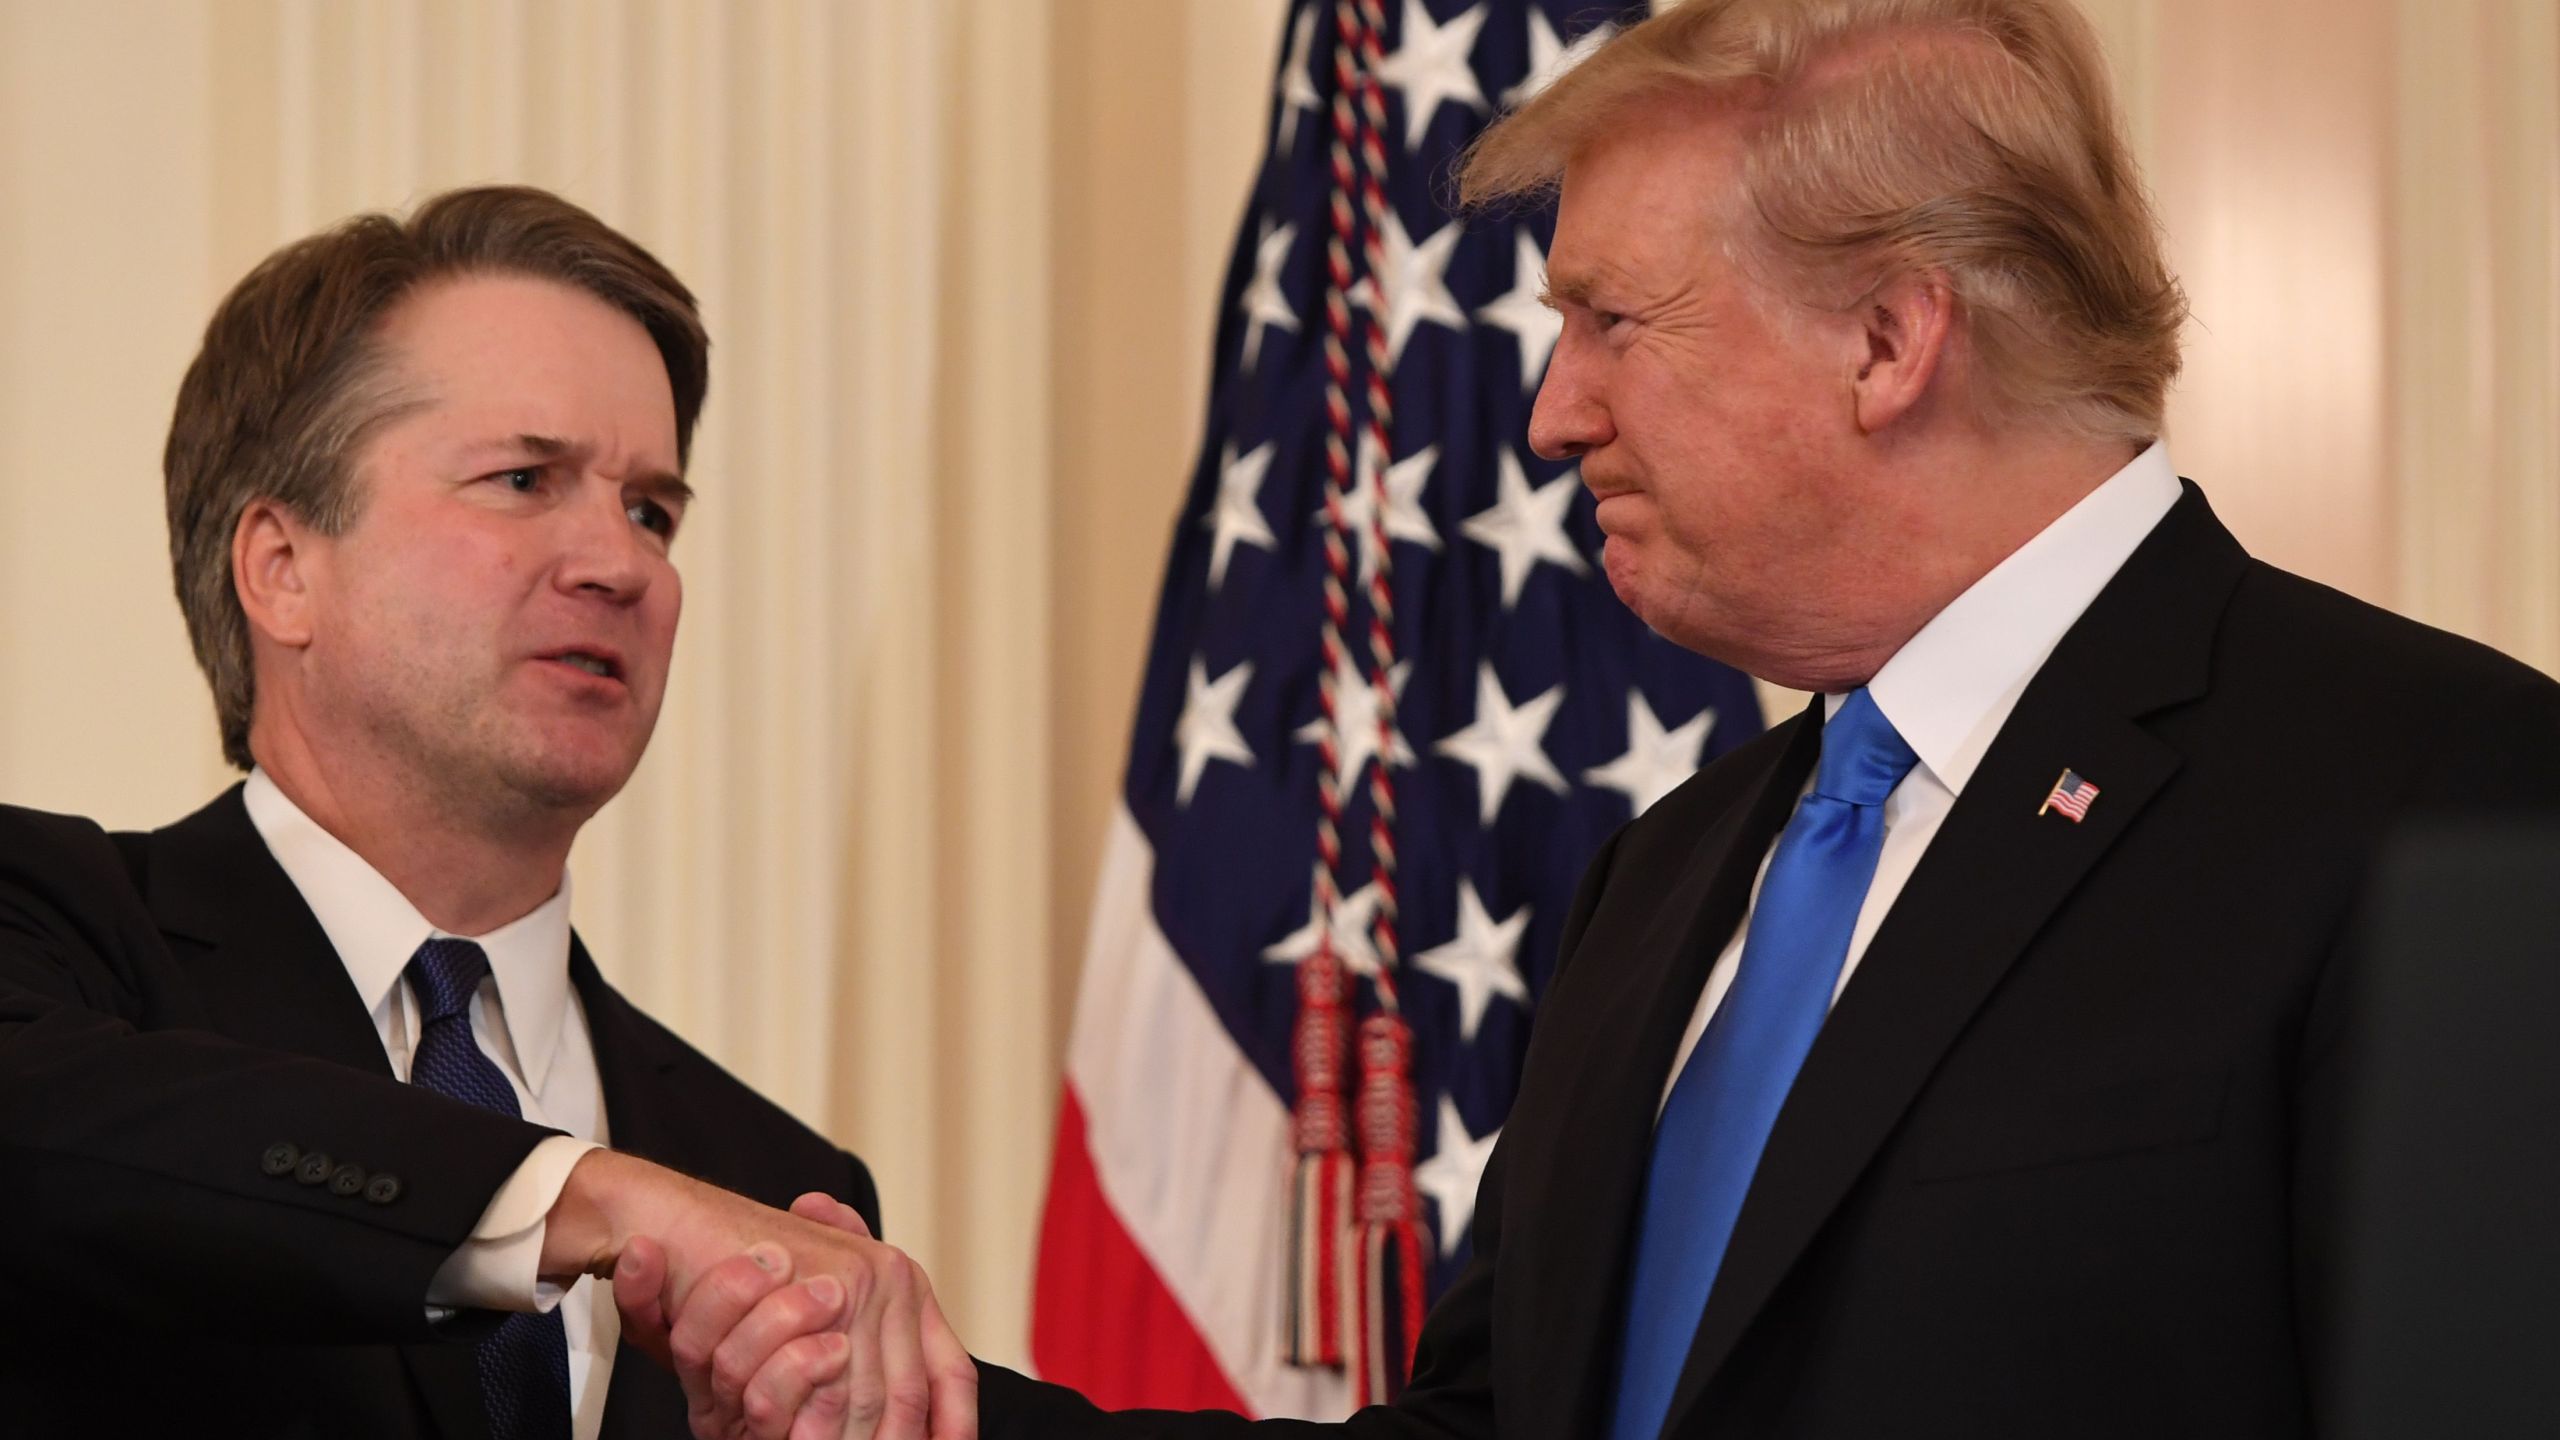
[{"xmin": 549, "ymin": 1150, "xmax": 981, "ymax": 1440}]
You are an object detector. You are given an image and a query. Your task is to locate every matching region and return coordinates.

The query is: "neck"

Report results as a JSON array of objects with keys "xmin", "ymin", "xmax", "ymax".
[
  {"xmin": 1756, "ymin": 431, "xmax": 2143, "ymax": 693},
  {"xmin": 250, "ymin": 721, "xmax": 582, "ymax": 937}
]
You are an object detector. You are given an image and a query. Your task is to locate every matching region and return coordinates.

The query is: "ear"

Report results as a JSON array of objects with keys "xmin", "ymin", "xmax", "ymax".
[
  {"xmin": 1848, "ymin": 269, "xmax": 1956, "ymax": 435},
  {"xmin": 232, "ymin": 499, "xmax": 320, "ymax": 650}
]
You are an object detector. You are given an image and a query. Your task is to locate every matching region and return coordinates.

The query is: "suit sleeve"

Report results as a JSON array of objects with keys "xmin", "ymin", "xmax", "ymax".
[
  {"xmin": 976, "ymin": 828, "xmax": 1634, "ymax": 1440},
  {"xmin": 0, "ymin": 807, "xmax": 556, "ymax": 1342},
  {"xmin": 2290, "ymin": 671, "xmax": 2560, "ymax": 1419}
]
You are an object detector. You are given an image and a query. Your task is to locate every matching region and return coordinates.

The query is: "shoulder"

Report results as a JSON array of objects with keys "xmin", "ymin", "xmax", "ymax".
[
  {"xmin": 2219, "ymin": 562, "xmax": 2560, "ymax": 739},
  {"xmin": 2224, "ymin": 562, "xmax": 2555, "ymax": 704},
  {"xmin": 2205, "ymin": 561, "xmax": 2560, "ymax": 805},
  {"xmin": 0, "ymin": 802, "xmax": 144, "ymax": 939}
]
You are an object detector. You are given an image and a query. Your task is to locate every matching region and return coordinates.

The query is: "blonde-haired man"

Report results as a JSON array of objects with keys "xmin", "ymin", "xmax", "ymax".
[{"xmin": 675, "ymin": 2, "xmax": 2560, "ymax": 1436}]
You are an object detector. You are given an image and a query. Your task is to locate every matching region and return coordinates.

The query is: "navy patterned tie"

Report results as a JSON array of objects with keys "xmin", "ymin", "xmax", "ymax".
[{"xmin": 406, "ymin": 938, "xmax": 573, "ymax": 1440}]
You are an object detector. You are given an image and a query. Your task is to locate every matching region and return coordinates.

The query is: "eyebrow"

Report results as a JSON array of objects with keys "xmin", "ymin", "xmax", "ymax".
[
  {"xmin": 494, "ymin": 432, "xmax": 694, "ymax": 506},
  {"xmin": 1539, "ymin": 272, "xmax": 1597, "ymax": 311}
]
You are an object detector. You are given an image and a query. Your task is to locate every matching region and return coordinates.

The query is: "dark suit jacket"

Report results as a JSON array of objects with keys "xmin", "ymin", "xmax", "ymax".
[
  {"xmin": 0, "ymin": 786, "xmax": 879, "ymax": 1439},
  {"xmin": 982, "ymin": 485, "xmax": 2560, "ymax": 1438}
]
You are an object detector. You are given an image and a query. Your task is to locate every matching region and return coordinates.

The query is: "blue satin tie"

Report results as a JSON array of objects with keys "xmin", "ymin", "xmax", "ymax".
[
  {"xmin": 407, "ymin": 938, "xmax": 573, "ymax": 1440},
  {"xmin": 1606, "ymin": 688, "xmax": 1917, "ymax": 1440}
]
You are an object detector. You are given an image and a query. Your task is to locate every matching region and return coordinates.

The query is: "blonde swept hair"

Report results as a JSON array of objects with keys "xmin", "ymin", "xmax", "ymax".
[{"xmin": 1461, "ymin": 0, "xmax": 2186, "ymax": 447}]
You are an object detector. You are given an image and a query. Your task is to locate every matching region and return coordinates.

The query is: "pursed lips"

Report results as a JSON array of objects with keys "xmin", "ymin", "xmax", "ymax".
[{"xmin": 1584, "ymin": 474, "xmax": 1644, "ymax": 531}]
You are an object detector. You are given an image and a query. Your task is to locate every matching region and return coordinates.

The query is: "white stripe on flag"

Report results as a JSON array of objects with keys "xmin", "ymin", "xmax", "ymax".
[{"xmin": 1066, "ymin": 805, "xmax": 1357, "ymax": 1421}]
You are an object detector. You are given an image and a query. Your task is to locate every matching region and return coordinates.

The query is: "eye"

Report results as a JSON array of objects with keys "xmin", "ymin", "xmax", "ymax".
[
  {"xmin": 627, "ymin": 497, "xmax": 677, "ymax": 538},
  {"xmin": 491, "ymin": 465, "xmax": 544, "ymax": 494}
]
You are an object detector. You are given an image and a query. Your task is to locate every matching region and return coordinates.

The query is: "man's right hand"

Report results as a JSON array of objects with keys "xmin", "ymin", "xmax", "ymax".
[{"xmin": 542, "ymin": 1149, "xmax": 977, "ymax": 1440}]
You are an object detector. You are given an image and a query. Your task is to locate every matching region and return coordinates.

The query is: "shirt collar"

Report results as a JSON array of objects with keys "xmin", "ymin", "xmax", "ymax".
[
  {"xmin": 1845, "ymin": 441, "xmax": 2183, "ymax": 796},
  {"xmin": 240, "ymin": 768, "xmax": 577, "ymax": 1091}
]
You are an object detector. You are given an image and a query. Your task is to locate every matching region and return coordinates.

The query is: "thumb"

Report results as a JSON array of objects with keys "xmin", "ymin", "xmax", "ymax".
[
  {"xmin": 611, "ymin": 1234, "xmax": 674, "ymax": 1367},
  {"xmin": 788, "ymin": 1191, "xmax": 872, "ymax": 1239}
]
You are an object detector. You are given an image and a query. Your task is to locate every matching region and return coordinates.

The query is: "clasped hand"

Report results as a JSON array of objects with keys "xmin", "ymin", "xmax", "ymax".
[{"xmin": 553, "ymin": 1151, "xmax": 975, "ymax": 1440}]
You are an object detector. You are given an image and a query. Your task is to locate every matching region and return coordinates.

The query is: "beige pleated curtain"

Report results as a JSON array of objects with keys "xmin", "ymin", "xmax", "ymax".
[{"xmin": 0, "ymin": 0, "xmax": 2552, "ymax": 1371}]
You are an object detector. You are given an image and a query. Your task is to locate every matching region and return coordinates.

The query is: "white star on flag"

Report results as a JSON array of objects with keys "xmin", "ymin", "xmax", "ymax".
[
  {"xmin": 1238, "ymin": 221, "xmax": 1300, "ymax": 374},
  {"xmin": 1502, "ymin": 11, "xmax": 1615, "ymax": 109},
  {"xmin": 1362, "ymin": 206, "xmax": 1467, "ymax": 365},
  {"xmin": 1295, "ymin": 649, "xmax": 1417, "ymax": 795},
  {"xmin": 1435, "ymin": 661, "xmax": 1569, "ymax": 825},
  {"xmin": 1461, "ymin": 450, "xmax": 1588, "ymax": 608},
  {"xmin": 1262, "ymin": 866, "xmax": 1390, "ymax": 977},
  {"xmin": 1329, "ymin": 433, "xmax": 1443, "ymax": 587},
  {"xmin": 1413, "ymin": 1096, "xmax": 1501, "ymax": 1258},
  {"xmin": 1414, "ymin": 879, "xmax": 1530, "ymax": 1042},
  {"xmin": 1474, "ymin": 229, "xmax": 1561, "ymax": 390},
  {"xmin": 1205, "ymin": 441, "xmax": 1278, "ymax": 590},
  {"xmin": 1274, "ymin": 4, "xmax": 1323, "ymax": 155},
  {"xmin": 1173, "ymin": 656, "xmax": 1256, "ymax": 806},
  {"xmin": 1375, "ymin": 0, "xmax": 1489, "ymax": 147},
  {"xmin": 1583, "ymin": 690, "xmax": 1718, "ymax": 816}
]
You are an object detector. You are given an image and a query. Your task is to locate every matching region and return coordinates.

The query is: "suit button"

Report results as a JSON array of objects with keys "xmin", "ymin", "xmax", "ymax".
[
  {"xmin": 261, "ymin": 1142, "xmax": 301, "ymax": 1177},
  {"xmin": 364, "ymin": 1174, "xmax": 404, "ymax": 1206},
  {"xmin": 328, "ymin": 1163, "xmax": 369, "ymax": 1198},
  {"xmin": 294, "ymin": 1152, "xmax": 333, "ymax": 1186}
]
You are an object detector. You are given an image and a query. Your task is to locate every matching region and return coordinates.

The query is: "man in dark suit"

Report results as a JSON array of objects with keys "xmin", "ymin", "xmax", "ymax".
[
  {"xmin": 678, "ymin": 2, "xmax": 2560, "ymax": 1436},
  {"xmin": 0, "ymin": 186, "xmax": 972, "ymax": 1439}
]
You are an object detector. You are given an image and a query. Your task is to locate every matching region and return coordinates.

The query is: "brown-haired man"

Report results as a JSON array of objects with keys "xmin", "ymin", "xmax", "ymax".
[
  {"xmin": 686, "ymin": 2, "xmax": 2560, "ymax": 1437},
  {"xmin": 0, "ymin": 187, "xmax": 973, "ymax": 1439}
]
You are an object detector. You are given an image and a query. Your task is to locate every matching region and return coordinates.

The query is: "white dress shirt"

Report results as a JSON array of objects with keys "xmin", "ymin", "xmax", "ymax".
[
  {"xmin": 242, "ymin": 771, "xmax": 617, "ymax": 1439},
  {"xmin": 1660, "ymin": 442, "xmax": 2184, "ymax": 1111}
]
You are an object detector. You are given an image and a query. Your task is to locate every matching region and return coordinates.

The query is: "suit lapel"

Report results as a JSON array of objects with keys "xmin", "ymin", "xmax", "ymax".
[
  {"xmin": 572, "ymin": 943, "xmax": 703, "ymax": 1440},
  {"xmin": 1661, "ymin": 486, "xmax": 2251, "ymax": 1429},
  {"xmin": 138, "ymin": 785, "xmax": 494, "ymax": 1440},
  {"xmin": 570, "ymin": 943, "xmax": 685, "ymax": 1162},
  {"xmin": 1504, "ymin": 706, "xmax": 1822, "ymax": 1437}
]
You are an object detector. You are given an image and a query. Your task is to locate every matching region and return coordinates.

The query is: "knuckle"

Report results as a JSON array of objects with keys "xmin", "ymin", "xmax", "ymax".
[
  {"xmin": 845, "ymin": 1376, "xmax": 887, "ymax": 1428},
  {"xmin": 885, "ymin": 1377, "xmax": 932, "ymax": 1421},
  {"xmin": 712, "ymin": 1349, "xmax": 757, "ymax": 1399},
  {"xmin": 840, "ymin": 1266, "xmax": 876, "ymax": 1311}
]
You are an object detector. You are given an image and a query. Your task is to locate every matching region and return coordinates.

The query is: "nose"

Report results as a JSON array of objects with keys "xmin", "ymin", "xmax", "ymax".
[
  {"xmin": 1527, "ymin": 331, "xmax": 1611, "ymax": 462},
  {"xmin": 555, "ymin": 478, "xmax": 656, "ymax": 603}
]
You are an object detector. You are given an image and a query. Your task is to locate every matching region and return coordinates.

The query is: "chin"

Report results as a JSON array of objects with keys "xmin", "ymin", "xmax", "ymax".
[{"xmin": 500, "ymin": 739, "xmax": 644, "ymax": 813}]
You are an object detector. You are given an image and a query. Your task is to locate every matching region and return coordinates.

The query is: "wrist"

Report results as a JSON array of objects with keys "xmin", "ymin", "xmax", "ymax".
[{"xmin": 541, "ymin": 1148, "xmax": 653, "ymax": 1284}]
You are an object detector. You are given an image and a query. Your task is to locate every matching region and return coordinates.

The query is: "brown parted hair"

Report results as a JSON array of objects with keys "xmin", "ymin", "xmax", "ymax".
[
  {"xmin": 164, "ymin": 184, "xmax": 708, "ymax": 771},
  {"xmin": 1460, "ymin": 0, "xmax": 2186, "ymax": 447}
]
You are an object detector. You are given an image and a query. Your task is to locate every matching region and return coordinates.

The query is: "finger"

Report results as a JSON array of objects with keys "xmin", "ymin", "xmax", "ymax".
[
  {"xmin": 916, "ymin": 1276, "xmax": 979, "ymax": 1440},
  {"xmin": 789, "ymin": 1191, "xmax": 871, "ymax": 1239},
  {"xmin": 612, "ymin": 1235, "xmax": 673, "ymax": 1367},
  {"xmin": 670, "ymin": 1245, "xmax": 794, "ymax": 1426},
  {"xmin": 870, "ymin": 1257, "xmax": 932, "ymax": 1440},
  {"xmin": 712, "ymin": 1275, "xmax": 851, "ymax": 1433},
  {"xmin": 835, "ymin": 1253, "xmax": 894, "ymax": 1440},
  {"xmin": 732, "ymin": 1329, "xmax": 850, "ymax": 1440}
]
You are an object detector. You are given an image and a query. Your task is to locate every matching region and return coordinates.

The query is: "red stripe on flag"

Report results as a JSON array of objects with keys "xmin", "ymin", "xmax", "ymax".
[{"xmin": 1032, "ymin": 1085, "xmax": 1253, "ymax": 1414}]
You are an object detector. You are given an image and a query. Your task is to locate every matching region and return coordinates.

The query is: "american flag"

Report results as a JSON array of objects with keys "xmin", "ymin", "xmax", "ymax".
[
  {"xmin": 1030, "ymin": 0, "xmax": 1762, "ymax": 1417},
  {"xmin": 2042, "ymin": 769, "xmax": 2101, "ymax": 822}
]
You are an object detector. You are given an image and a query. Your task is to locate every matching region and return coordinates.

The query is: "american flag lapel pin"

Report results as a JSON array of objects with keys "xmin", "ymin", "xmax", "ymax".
[{"xmin": 2039, "ymin": 768, "xmax": 2100, "ymax": 822}]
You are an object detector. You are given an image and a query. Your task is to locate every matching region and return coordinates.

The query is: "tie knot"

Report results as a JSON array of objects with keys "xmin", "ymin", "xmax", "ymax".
[
  {"xmin": 1813, "ymin": 688, "xmax": 1918, "ymax": 807},
  {"xmin": 406, "ymin": 938, "xmax": 491, "ymax": 1026}
]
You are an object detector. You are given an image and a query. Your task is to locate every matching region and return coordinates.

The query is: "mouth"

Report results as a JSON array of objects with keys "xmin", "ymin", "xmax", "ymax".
[
  {"xmin": 539, "ymin": 648, "xmax": 625, "ymax": 683},
  {"xmin": 1580, "ymin": 469, "xmax": 1639, "ymax": 503}
]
